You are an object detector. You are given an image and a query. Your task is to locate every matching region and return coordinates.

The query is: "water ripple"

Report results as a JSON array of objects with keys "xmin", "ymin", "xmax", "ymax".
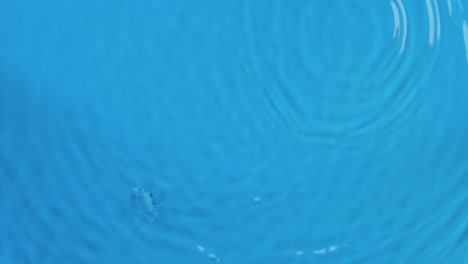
[
  {"xmin": 242, "ymin": 1, "xmax": 450, "ymax": 143},
  {"xmin": 241, "ymin": 1, "xmax": 468, "ymax": 261},
  {"xmin": 391, "ymin": 0, "xmax": 408, "ymax": 53},
  {"xmin": 463, "ymin": 20, "xmax": 468, "ymax": 62},
  {"xmin": 1, "ymin": 0, "xmax": 467, "ymax": 263},
  {"xmin": 425, "ymin": 0, "xmax": 441, "ymax": 45}
]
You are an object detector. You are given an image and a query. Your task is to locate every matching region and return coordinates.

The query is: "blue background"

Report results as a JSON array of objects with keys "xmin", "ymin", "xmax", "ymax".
[{"xmin": 0, "ymin": 0, "xmax": 467, "ymax": 263}]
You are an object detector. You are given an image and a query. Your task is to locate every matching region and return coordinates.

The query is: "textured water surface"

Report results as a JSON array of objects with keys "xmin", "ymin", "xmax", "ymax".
[{"xmin": 0, "ymin": 0, "xmax": 467, "ymax": 263}]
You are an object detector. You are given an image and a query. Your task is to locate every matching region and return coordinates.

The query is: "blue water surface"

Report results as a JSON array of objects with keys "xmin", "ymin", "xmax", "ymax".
[{"xmin": 0, "ymin": 0, "xmax": 467, "ymax": 263}]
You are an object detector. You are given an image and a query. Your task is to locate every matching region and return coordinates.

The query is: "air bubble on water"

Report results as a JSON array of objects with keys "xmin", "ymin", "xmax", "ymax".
[{"xmin": 131, "ymin": 186, "xmax": 161, "ymax": 223}]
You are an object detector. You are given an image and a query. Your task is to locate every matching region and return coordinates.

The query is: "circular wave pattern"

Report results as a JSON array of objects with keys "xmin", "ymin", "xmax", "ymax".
[
  {"xmin": 242, "ymin": 0, "xmax": 468, "ymax": 262},
  {"xmin": 1, "ymin": 0, "xmax": 467, "ymax": 263},
  {"xmin": 242, "ymin": 0, "xmax": 445, "ymax": 140}
]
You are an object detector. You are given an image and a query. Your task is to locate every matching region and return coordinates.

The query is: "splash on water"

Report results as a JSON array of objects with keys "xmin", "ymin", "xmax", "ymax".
[{"xmin": 131, "ymin": 186, "xmax": 162, "ymax": 223}]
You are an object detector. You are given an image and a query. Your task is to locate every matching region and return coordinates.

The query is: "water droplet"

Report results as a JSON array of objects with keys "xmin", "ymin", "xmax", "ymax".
[{"xmin": 131, "ymin": 186, "xmax": 161, "ymax": 223}]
